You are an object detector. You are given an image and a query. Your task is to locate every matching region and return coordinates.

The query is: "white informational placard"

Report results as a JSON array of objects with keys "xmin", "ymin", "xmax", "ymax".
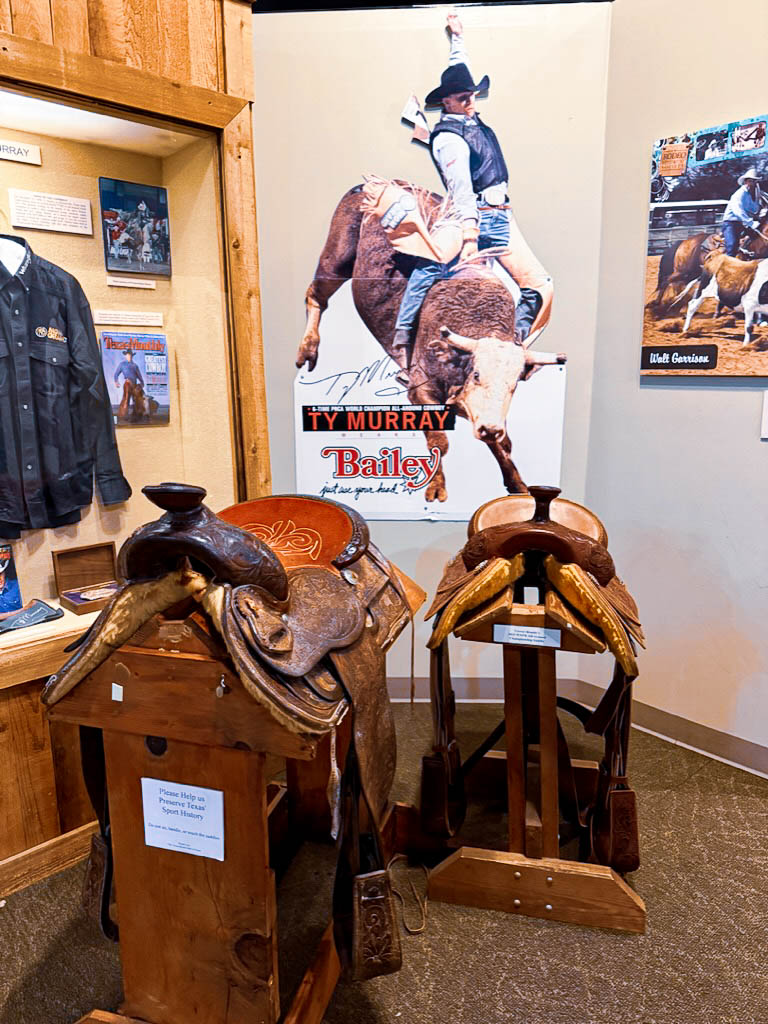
[
  {"xmin": 94, "ymin": 309, "xmax": 163, "ymax": 327},
  {"xmin": 9, "ymin": 188, "xmax": 92, "ymax": 235},
  {"xmin": 761, "ymin": 392, "xmax": 768, "ymax": 439},
  {"xmin": 294, "ymin": 288, "xmax": 566, "ymax": 521},
  {"xmin": 107, "ymin": 276, "xmax": 157, "ymax": 290},
  {"xmin": 0, "ymin": 140, "xmax": 41, "ymax": 165},
  {"xmin": 141, "ymin": 777, "xmax": 224, "ymax": 861},
  {"xmin": 493, "ymin": 624, "xmax": 561, "ymax": 648}
]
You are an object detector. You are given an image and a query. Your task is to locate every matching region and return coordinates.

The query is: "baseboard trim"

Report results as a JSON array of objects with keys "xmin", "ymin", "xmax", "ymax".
[{"xmin": 389, "ymin": 676, "xmax": 768, "ymax": 778}]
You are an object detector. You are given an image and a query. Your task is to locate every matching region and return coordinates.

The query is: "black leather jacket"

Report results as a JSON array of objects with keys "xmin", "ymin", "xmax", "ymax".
[{"xmin": 0, "ymin": 237, "xmax": 130, "ymax": 537}]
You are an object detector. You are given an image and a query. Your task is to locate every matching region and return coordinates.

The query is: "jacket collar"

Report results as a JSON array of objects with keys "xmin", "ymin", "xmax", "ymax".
[{"xmin": 0, "ymin": 236, "xmax": 34, "ymax": 292}]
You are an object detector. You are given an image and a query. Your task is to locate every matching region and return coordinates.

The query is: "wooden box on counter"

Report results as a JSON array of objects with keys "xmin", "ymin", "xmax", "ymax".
[{"xmin": 51, "ymin": 543, "xmax": 119, "ymax": 615}]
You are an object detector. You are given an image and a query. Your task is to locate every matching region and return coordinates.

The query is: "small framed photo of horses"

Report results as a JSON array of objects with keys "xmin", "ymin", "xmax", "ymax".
[
  {"xmin": 100, "ymin": 331, "xmax": 171, "ymax": 426},
  {"xmin": 643, "ymin": 114, "xmax": 768, "ymax": 377},
  {"xmin": 99, "ymin": 177, "xmax": 172, "ymax": 276}
]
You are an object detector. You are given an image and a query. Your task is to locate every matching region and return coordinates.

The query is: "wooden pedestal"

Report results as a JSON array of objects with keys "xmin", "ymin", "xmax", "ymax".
[
  {"xmin": 49, "ymin": 635, "xmax": 344, "ymax": 1024},
  {"xmin": 426, "ymin": 612, "xmax": 646, "ymax": 934}
]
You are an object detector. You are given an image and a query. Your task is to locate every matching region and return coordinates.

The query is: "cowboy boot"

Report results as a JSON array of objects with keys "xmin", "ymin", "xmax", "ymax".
[
  {"xmin": 515, "ymin": 288, "xmax": 543, "ymax": 344},
  {"xmin": 391, "ymin": 328, "xmax": 412, "ymax": 385}
]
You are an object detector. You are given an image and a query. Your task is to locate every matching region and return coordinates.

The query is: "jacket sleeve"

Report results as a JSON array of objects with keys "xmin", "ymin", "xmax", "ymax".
[{"xmin": 68, "ymin": 281, "xmax": 132, "ymax": 506}]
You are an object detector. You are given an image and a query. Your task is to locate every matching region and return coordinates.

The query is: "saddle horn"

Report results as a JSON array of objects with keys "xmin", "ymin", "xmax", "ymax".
[{"xmin": 118, "ymin": 483, "xmax": 289, "ymax": 600}]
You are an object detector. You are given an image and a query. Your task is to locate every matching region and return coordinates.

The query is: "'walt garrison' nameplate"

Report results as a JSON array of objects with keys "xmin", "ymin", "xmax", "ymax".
[
  {"xmin": 141, "ymin": 778, "xmax": 224, "ymax": 861},
  {"xmin": 493, "ymin": 624, "xmax": 561, "ymax": 648}
]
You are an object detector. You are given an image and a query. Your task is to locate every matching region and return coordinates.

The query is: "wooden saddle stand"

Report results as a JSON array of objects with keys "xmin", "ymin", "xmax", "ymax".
[
  {"xmin": 42, "ymin": 484, "xmax": 425, "ymax": 1024},
  {"xmin": 417, "ymin": 486, "xmax": 646, "ymax": 934}
]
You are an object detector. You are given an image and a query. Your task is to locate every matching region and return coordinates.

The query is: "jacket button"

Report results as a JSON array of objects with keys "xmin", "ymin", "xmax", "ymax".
[
  {"xmin": 25, "ymin": 464, "xmax": 32, "ymax": 471},
  {"xmin": 22, "ymin": 404, "xmax": 28, "ymax": 410},
  {"xmin": 52, "ymin": 357, "xmax": 57, "ymax": 363}
]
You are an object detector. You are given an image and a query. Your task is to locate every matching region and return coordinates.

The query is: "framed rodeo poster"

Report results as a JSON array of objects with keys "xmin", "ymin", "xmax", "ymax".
[
  {"xmin": 642, "ymin": 115, "xmax": 768, "ymax": 377},
  {"xmin": 253, "ymin": 4, "xmax": 615, "ymax": 520}
]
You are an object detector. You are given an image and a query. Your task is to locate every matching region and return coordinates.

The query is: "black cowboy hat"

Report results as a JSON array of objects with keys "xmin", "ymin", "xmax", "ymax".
[
  {"xmin": 425, "ymin": 62, "xmax": 490, "ymax": 108},
  {"xmin": 124, "ymin": 349, "xmax": 134, "ymax": 357}
]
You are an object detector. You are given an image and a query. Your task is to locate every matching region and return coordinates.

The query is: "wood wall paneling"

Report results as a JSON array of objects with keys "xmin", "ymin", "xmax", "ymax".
[
  {"xmin": 0, "ymin": 0, "xmax": 12, "ymax": 35},
  {"xmin": 0, "ymin": 681, "xmax": 60, "ymax": 860},
  {"xmin": 7, "ymin": 0, "xmax": 52, "ymax": 44},
  {"xmin": 51, "ymin": 0, "xmax": 91, "ymax": 55},
  {"xmin": 223, "ymin": 0, "xmax": 253, "ymax": 99},
  {"xmin": 188, "ymin": 0, "xmax": 223, "ymax": 92},
  {"xmin": 222, "ymin": 104, "xmax": 273, "ymax": 498},
  {"xmin": 0, "ymin": 32, "xmax": 246, "ymax": 128},
  {"xmin": 86, "ymin": 0, "xmax": 126, "ymax": 63}
]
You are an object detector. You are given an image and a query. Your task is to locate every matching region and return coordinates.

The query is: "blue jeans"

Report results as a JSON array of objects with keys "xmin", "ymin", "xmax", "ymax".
[
  {"xmin": 722, "ymin": 221, "xmax": 742, "ymax": 257},
  {"xmin": 395, "ymin": 208, "xmax": 511, "ymax": 332}
]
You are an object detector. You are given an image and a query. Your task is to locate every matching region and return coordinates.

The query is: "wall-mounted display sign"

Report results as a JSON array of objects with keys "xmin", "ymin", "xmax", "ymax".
[
  {"xmin": 0, "ymin": 140, "xmax": 41, "ymax": 165},
  {"xmin": 643, "ymin": 114, "xmax": 768, "ymax": 377},
  {"xmin": 9, "ymin": 187, "xmax": 92, "ymax": 235},
  {"xmin": 99, "ymin": 177, "xmax": 171, "ymax": 276}
]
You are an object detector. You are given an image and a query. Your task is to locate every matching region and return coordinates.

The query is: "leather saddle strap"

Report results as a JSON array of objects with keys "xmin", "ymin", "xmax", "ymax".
[
  {"xmin": 79, "ymin": 726, "xmax": 118, "ymax": 941},
  {"xmin": 332, "ymin": 741, "xmax": 401, "ymax": 979},
  {"xmin": 330, "ymin": 630, "xmax": 395, "ymax": 828},
  {"xmin": 585, "ymin": 662, "xmax": 635, "ymax": 737},
  {"xmin": 420, "ymin": 641, "xmax": 466, "ymax": 838}
]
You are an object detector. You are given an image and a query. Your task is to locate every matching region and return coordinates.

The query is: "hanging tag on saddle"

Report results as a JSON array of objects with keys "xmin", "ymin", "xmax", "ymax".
[{"xmin": 351, "ymin": 869, "xmax": 402, "ymax": 981}]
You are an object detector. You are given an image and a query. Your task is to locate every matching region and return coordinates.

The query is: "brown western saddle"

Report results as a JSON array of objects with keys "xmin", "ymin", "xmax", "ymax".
[
  {"xmin": 421, "ymin": 486, "xmax": 644, "ymax": 873},
  {"xmin": 43, "ymin": 484, "xmax": 423, "ymax": 981}
]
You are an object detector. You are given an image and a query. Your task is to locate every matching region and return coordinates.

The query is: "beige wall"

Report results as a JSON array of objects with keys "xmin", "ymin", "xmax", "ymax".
[
  {"xmin": 0, "ymin": 124, "xmax": 235, "ymax": 601},
  {"xmin": 582, "ymin": 0, "xmax": 768, "ymax": 747},
  {"xmin": 253, "ymin": 3, "xmax": 611, "ymax": 688}
]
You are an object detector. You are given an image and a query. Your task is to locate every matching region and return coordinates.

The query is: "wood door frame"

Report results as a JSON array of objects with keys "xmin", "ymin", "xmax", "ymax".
[{"xmin": 0, "ymin": 28, "xmax": 271, "ymax": 499}]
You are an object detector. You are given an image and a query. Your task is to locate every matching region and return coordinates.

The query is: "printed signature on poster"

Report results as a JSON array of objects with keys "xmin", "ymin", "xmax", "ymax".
[{"xmin": 297, "ymin": 355, "xmax": 404, "ymax": 402}]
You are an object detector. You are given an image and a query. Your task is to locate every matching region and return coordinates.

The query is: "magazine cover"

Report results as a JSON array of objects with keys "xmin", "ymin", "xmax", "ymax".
[
  {"xmin": 259, "ymin": 8, "xmax": 583, "ymax": 520},
  {"xmin": 0, "ymin": 545, "xmax": 22, "ymax": 615},
  {"xmin": 99, "ymin": 177, "xmax": 171, "ymax": 276},
  {"xmin": 643, "ymin": 115, "xmax": 768, "ymax": 376},
  {"xmin": 100, "ymin": 331, "xmax": 171, "ymax": 425}
]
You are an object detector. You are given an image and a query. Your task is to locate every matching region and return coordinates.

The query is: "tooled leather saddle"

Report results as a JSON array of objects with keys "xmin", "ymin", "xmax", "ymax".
[
  {"xmin": 422, "ymin": 485, "xmax": 644, "ymax": 874},
  {"xmin": 42, "ymin": 483, "xmax": 423, "ymax": 981}
]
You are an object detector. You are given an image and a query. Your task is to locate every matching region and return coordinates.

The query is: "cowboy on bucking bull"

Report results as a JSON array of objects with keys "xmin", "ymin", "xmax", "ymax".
[{"xmin": 390, "ymin": 13, "xmax": 553, "ymax": 383}]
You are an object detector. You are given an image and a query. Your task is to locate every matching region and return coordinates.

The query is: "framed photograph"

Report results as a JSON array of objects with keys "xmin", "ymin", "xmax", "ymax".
[
  {"xmin": 99, "ymin": 177, "xmax": 171, "ymax": 276},
  {"xmin": 642, "ymin": 114, "xmax": 768, "ymax": 377}
]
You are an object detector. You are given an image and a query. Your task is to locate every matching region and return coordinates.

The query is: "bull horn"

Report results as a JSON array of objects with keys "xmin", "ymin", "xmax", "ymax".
[
  {"xmin": 439, "ymin": 325, "xmax": 477, "ymax": 352},
  {"xmin": 525, "ymin": 351, "xmax": 568, "ymax": 366}
]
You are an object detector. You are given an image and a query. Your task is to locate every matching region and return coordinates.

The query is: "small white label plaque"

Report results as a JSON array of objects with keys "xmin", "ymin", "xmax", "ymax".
[
  {"xmin": 493, "ymin": 624, "xmax": 561, "ymax": 648},
  {"xmin": 107, "ymin": 276, "xmax": 156, "ymax": 290},
  {"xmin": 9, "ymin": 188, "xmax": 92, "ymax": 235},
  {"xmin": 111, "ymin": 683, "xmax": 124, "ymax": 702},
  {"xmin": 0, "ymin": 141, "xmax": 41, "ymax": 165},
  {"xmin": 141, "ymin": 778, "xmax": 224, "ymax": 861},
  {"xmin": 94, "ymin": 309, "xmax": 163, "ymax": 327}
]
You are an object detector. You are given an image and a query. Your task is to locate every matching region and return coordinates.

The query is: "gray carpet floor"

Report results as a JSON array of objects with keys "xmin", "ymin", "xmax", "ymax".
[{"xmin": 1, "ymin": 703, "xmax": 766, "ymax": 1024}]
